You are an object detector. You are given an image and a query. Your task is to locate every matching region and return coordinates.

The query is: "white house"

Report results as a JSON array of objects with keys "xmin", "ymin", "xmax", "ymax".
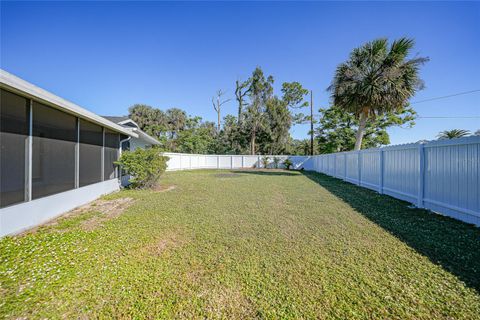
[
  {"xmin": 0, "ymin": 69, "xmax": 138, "ymax": 237},
  {"xmin": 102, "ymin": 116, "xmax": 160, "ymax": 151},
  {"xmin": 102, "ymin": 116, "xmax": 160, "ymax": 187}
]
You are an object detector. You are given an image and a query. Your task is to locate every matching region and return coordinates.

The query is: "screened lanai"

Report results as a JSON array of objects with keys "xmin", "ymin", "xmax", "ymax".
[{"xmin": 0, "ymin": 70, "xmax": 135, "ymax": 236}]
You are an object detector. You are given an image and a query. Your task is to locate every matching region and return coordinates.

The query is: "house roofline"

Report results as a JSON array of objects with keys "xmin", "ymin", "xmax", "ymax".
[
  {"xmin": 0, "ymin": 69, "xmax": 138, "ymax": 138},
  {"xmin": 133, "ymin": 128, "xmax": 161, "ymax": 145}
]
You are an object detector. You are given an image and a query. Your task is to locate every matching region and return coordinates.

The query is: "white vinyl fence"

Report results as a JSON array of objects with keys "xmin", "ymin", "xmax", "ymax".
[
  {"xmin": 162, "ymin": 136, "xmax": 479, "ymax": 226},
  {"xmin": 310, "ymin": 136, "xmax": 480, "ymax": 226},
  {"xmin": 163, "ymin": 153, "xmax": 313, "ymax": 171}
]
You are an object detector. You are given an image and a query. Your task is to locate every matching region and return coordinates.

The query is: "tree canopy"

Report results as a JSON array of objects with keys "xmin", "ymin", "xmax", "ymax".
[
  {"xmin": 127, "ymin": 37, "xmax": 431, "ymax": 155},
  {"xmin": 328, "ymin": 38, "xmax": 428, "ymax": 150}
]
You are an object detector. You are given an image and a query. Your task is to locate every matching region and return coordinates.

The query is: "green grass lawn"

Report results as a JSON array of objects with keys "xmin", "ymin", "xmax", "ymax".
[{"xmin": 1, "ymin": 170, "xmax": 480, "ymax": 319}]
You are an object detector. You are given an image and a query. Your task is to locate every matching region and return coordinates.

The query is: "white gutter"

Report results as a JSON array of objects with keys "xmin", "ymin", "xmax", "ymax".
[
  {"xmin": 119, "ymin": 136, "xmax": 131, "ymax": 156},
  {"xmin": 0, "ymin": 69, "xmax": 137, "ymax": 138}
]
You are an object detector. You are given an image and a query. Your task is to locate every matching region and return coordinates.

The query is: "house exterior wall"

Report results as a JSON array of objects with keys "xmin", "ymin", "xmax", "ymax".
[
  {"xmin": 0, "ymin": 179, "xmax": 119, "ymax": 237},
  {"xmin": 0, "ymin": 78, "xmax": 129, "ymax": 237}
]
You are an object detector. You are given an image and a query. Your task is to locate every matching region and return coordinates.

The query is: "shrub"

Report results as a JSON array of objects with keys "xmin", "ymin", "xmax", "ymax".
[
  {"xmin": 261, "ymin": 156, "xmax": 270, "ymax": 169},
  {"xmin": 116, "ymin": 148, "xmax": 169, "ymax": 189},
  {"xmin": 273, "ymin": 157, "xmax": 281, "ymax": 169},
  {"xmin": 283, "ymin": 158, "xmax": 293, "ymax": 170}
]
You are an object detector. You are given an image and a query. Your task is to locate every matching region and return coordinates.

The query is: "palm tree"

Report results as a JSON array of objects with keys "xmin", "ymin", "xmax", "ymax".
[
  {"xmin": 437, "ymin": 129, "xmax": 471, "ymax": 139},
  {"xmin": 328, "ymin": 38, "xmax": 428, "ymax": 150}
]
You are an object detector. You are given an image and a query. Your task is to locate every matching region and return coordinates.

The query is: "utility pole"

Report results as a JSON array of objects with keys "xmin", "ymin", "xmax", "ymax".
[{"xmin": 310, "ymin": 90, "xmax": 314, "ymax": 156}]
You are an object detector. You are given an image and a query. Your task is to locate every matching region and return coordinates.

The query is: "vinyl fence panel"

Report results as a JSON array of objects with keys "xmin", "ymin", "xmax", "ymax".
[
  {"xmin": 307, "ymin": 136, "xmax": 479, "ymax": 226},
  {"xmin": 382, "ymin": 144, "xmax": 419, "ymax": 203},
  {"xmin": 360, "ymin": 149, "xmax": 381, "ymax": 192},
  {"xmin": 163, "ymin": 153, "xmax": 310, "ymax": 171},
  {"xmin": 345, "ymin": 152, "xmax": 359, "ymax": 184},
  {"xmin": 422, "ymin": 137, "xmax": 479, "ymax": 225}
]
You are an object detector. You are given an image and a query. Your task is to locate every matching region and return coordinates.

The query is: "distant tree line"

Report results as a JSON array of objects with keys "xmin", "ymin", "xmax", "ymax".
[
  {"xmin": 129, "ymin": 67, "xmax": 311, "ymax": 155},
  {"xmin": 127, "ymin": 38, "xmax": 454, "ymax": 155}
]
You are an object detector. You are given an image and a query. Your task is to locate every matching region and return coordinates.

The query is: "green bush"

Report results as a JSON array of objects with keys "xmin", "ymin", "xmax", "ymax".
[
  {"xmin": 261, "ymin": 156, "xmax": 270, "ymax": 169},
  {"xmin": 283, "ymin": 158, "xmax": 293, "ymax": 170},
  {"xmin": 273, "ymin": 156, "xmax": 281, "ymax": 169},
  {"xmin": 115, "ymin": 148, "xmax": 169, "ymax": 189}
]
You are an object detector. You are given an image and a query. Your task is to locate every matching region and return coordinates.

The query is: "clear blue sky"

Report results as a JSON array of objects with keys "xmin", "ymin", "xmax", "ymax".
[{"xmin": 1, "ymin": 1, "xmax": 479, "ymax": 145}]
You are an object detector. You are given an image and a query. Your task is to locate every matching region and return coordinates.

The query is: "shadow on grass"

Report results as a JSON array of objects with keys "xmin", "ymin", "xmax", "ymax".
[
  {"xmin": 302, "ymin": 171, "xmax": 480, "ymax": 293},
  {"xmin": 232, "ymin": 169, "xmax": 300, "ymax": 176}
]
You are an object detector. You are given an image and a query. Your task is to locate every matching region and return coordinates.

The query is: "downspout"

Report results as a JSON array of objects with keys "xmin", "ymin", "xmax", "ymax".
[
  {"xmin": 119, "ymin": 136, "xmax": 131, "ymax": 156},
  {"xmin": 119, "ymin": 136, "xmax": 131, "ymax": 184}
]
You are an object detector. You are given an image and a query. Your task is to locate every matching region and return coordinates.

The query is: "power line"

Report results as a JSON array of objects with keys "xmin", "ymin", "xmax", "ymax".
[
  {"xmin": 411, "ymin": 89, "xmax": 480, "ymax": 104},
  {"xmin": 309, "ymin": 114, "xmax": 479, "ymax": 119},
  {"xmin": 418, "ymin": 116, "xmax": 480, "ymax": 119},
  {"xmin": 307, "ymin": 89, "xmax": 480, "ymax": 119}
]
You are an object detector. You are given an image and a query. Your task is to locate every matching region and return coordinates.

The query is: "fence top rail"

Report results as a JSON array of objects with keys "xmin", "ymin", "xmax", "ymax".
[
  {"xmin": 162, "ymin": 153, "xmax": 309, "ymax": 158},
  {"xmin": 382, "ymin": 143, "xmax": 420, "ymax": 151},
  {"xmin": 423, "ymin": 135, "xmax": 480, "ymax": 147}
]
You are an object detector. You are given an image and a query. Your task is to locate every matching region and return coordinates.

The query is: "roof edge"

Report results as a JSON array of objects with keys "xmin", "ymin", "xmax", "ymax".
[
  {"xmin": 133, "ymin": 128, "xmax": 161, "ymax": 145},
  {"xmin": 0, "ymin": 69, "xmax": 138, "ymax": 138}
]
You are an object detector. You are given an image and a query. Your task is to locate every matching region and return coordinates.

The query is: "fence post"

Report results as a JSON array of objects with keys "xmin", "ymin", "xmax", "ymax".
[
  {"xmin": 417, "ymin": 144, "xmax": 425, "ymax": 208},
  {"xmin": 242, "ymin": 156, "xmax": 245, "ymax": 168},
  {"xmin": 231, "ymin": 156, "xmax": 233, "ymax": 169},
  {"xmin": 357, "ymin": 151, "xmax": 362, "ymax": 186},
  {"xmin": 334, "ymin": 155, "xmax": 337, "ymax": 177},
  {"xmin": 189, "ymin": 155, "xmax": 192, "ymax": 170},
  {"xmin": 258, "ymin": 155, "xmax": 261, "ymax": 168},
  {"xmin": 217, "ymin": 155, "xmax": 220, "ymax": 169},
  {"xmin": 343, "ymin": 153, "xmax": 347, "ymax": 180},
  {"xmin": 379, "ymin": 149, "xmax": 384, "ymax": 194}
]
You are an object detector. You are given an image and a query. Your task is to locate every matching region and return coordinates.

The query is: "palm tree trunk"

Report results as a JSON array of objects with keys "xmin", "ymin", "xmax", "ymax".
[{"xmin": 354, "ymin": 112, "xmax": 367, "ymax": 151}]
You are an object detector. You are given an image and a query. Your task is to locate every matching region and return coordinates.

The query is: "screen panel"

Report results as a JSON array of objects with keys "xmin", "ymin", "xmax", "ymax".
[
  {"xmin": 32, "ymin": 102, "xmax": 76, "ymax": 199},
  {"xmin": 0, "ymin": 89, "xmax": 29, "ymax": 208},
  {"xmin": 104, "ymin": 129, "xmax": 119, "ymax": 180},
  {"xmin": 79, "ymin": 119, "xmax": 102, "ymax": 187}
]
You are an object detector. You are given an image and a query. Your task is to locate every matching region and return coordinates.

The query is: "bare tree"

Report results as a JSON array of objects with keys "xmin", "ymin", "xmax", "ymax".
[
  {"xmin": 235, "ymin": 78, "xmax": 251, "ymax": 124},
  {"xmin": 212, "ymin": 89, "xmax": 231, "ymax": 132}
]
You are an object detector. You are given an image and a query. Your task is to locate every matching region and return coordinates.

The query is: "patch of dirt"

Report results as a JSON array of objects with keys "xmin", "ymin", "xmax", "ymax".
[
  {"xmin": 79, "ymin": 198, "xmax": 135, "ymax": 231},
  {"xmin": 19, "ymin": 197, "xmax": 135, "ymax": 235},
  {"xmin": 142, "ymin": 232, "xmax": 186, "ymax": 256},
  {"xmin": 153, "ymin": 184, "xmax": 176, "ymax": 193}
]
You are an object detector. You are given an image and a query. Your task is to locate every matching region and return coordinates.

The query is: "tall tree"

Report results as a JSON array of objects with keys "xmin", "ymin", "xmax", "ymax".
[
  {"xmin": 316, "ymin": 105, "xmax": 416, "ymax": 153},
  {"xmin": 176, "ymin": 118, "xmax": 217, "ymax": 154},
  {"xmin": 211, "ymin": 89, "xmax": 231, "ymax": 132},
  {"xmin": 166, "ymin": 108, "xmax": 187, "ymax": 139},
  {"xmin": 264, "ymin": 97, "xmax": 292, "ymax": 154},
  {"xmin": 235, "ymin": 79, "xmax": 251, "ymax": 124},
  {"xmin": 281, "ymin": 82, "xmax": 309, "ymax": 110},
  {"xmin": 328, "ymin": 38, "xmax": 428, "ymax": 150},
  {"xmin": 128, "ymin": 104, "xmax": 168, "ymax": 140},
  {"xmin": 245, "ymin": 67, "xmax": 274, "ymax": 154},
  {"xmin": 437, "ymin": 129, "xmax": 471, "ymax": 140},
  {"xmin": 281, "ymin": 82, "xmax": 313, "ymax": 154}
]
